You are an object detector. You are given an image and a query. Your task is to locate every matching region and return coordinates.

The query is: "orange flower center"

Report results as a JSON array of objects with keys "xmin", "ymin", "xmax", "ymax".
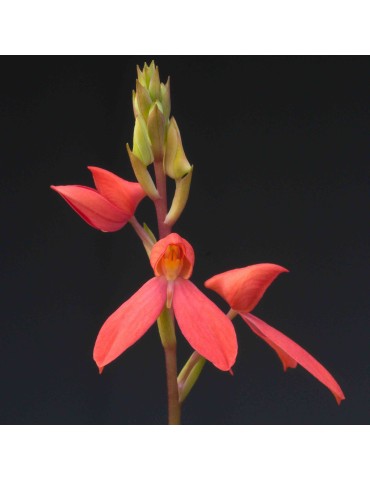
[{"xmin": 159, "ymin": 244, "xmax": 184, "ymax": 281}]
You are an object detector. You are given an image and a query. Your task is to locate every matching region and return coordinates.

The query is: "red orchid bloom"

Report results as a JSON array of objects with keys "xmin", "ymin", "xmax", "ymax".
[
  {"xmin": 93, "ymin": 233, "xmax": 238, "ymax": 371},
  {"xmin": 205, "ymin": 264, "xmax": 345, "ymax": 404},
  {"xmin": 51, "ymin": 167, "xmax": 146, "ymax": 232}
]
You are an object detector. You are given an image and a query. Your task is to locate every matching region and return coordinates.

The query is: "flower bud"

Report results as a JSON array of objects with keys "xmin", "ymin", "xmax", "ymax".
[
  {"xmin": 160, "ymin": 77, "xmax": 171, "ymax": 121},
  {"xmin": 133, "ymin": 80, "xmax": 152, "ymax": 120},
  {"xmin": 164, "ymin": 118, "xmax": 192, "ymax": 179},
  {"xmin": 148, "ymin": 65, "xmax": 161, "ymax": 101},
  {"xmin": 147, "ymin": 102, "xmax": 165, "ymax": 162},
  {"xmin": 136, "ymin": 62, "xmax": 155, "ymax": 89},
  {"xmin": 126, "ymin": 144, "xmax": 159, "ymax": 200},
  {"xmin": 133, "ymin": 115, "xmax": 153, "ymax": 166},
  {"xmin": 165, "ymin": 167, "xmax": 193, "ymax": 226}
]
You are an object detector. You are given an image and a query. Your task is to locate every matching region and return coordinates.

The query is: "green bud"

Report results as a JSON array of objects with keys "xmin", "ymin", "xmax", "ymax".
[
  {"xmin": 160, "ymin": 77, "xmax": 171, "ymax": 121},
  {"xmin": 148, "ymin": 66, "xmax": 161, "ymax": 101},
  {"xmin": 132, "ymin": 90, "xmax": 139, "ymax": 118},
  {"xmin": 147, "ymin": 102, "xmax": 165, "ymax": 162},
  {"xmin": 165, "ymin": 167, "xmax": 193, "ymax": 226},
  {"xmin": 164, "ymin": 117, "xmax": 192, "ymax": 179},
  {"xmin": 133, "ymin": 115, "xmax": 153, "ymax": 166},
  {"xmin": 137, "ymin": 61, "xmax": 155, "ymax": 88},
  {"xmin": 136, "ymin": 64, "xmax": 147, "ymax": 88},
  {"xmin": 134, "ymin": 80, "xmax": 152, "ymax": 120},
  {"xmin": 126, "ymin": 144, "xmax": 159, "ymax": 200}
]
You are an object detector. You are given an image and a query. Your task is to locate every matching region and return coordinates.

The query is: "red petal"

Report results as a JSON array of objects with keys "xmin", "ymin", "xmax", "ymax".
[
  {"xmin": 205, "ymin": 264, "xmax": 288, "ymax": 313},
  {"xmin": 93, "ymin": 277, "xmax": 167, "ymax": 369},
  {"xmin": 51, "ymin": 185, "xmax": 130, "ymax": 232},
  {"xmin": 242, "ymin": 313, "xmax": 345, "ymax": 404},
  {"xmin": 150, "ymin": 233, "xmax": 195, "ymax": 279},
  {"xmin": 173, "ymin": 278, "xmax": 237, "ymax": 371},
  {"xmin": 88, "ymin": 166, "xmax": 146, "ymax": 215},
  {"xmin": 244, "ymin": 318, "xmax": 297, "ymax": 371}
]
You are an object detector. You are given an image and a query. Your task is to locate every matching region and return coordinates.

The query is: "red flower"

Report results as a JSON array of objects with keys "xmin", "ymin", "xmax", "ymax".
[
  {"xmin": 93, "ymin": 233, "xmax": 237, "ymax": 371},
  {"xmin": 205, "ymin": 264, "xmax": 345, "ymax": 404},
  {"xmin": 51, "ymin": 167, "xmax": 146, "ymax": 232}
]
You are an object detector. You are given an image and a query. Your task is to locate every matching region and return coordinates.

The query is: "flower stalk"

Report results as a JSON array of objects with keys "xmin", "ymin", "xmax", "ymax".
[
  {"xmin": 157, "ymin": 307, "xmax": 181, "ymax": 424},
  {"xmin": 153, "ymin": 159, "xmax": 171, "ymax": 239},
  {"xmin": 153, "ymin": 151, "xmax": 180, "ymax": 423}
]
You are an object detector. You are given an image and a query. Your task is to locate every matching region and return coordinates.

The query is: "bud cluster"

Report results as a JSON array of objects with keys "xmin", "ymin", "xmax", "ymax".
[{"xmin": 127, "ymin": 61, "xmax": 193, "ymax": 226}]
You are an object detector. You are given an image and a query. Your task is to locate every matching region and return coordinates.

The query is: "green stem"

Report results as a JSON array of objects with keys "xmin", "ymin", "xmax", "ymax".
[{"xmin": 157, "ymin": 308, "xmax": 181, "ymax": 424}]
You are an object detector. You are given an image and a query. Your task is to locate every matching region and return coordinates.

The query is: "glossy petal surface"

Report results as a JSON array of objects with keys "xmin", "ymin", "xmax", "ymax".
[
  {"xmin": 173, "ymin": 278, "xmax": 237, "ymax": 371},
  {"xmin": 88, "ymin": 166, "xmax": 145, "ymax": 214},
  {"xmin": 242, "ymin": 313, "xmax": 345, "ymax": 404},
  {"xmin": 94, "ymin": 277, "xmax": 167, "ymax": 369},
  {"xmin": 205, "ymin": 263, "xmax": 288, "ymax": 313},
  {"xmin": 51, "ymin": 185, "xmax": 130, "ymax": 232}
]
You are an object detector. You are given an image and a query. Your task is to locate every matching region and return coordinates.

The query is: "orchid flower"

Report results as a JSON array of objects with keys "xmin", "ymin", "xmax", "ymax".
[
  {"xmin": 51, "ymin": 166, "xmax": 146, "ymax": 232},
  {"xmin": 93, "ymin": 233, "xmax": 238, "ymax": 372},
  {"xmin": 205, "ymin": 263, "xmax": 345, "ymax": 404}
]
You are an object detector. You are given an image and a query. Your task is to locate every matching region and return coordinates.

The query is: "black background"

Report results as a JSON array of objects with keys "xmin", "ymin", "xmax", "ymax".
[{"xmin": 1, "ymin": 56, "xmax": 369, "ymax": 425}]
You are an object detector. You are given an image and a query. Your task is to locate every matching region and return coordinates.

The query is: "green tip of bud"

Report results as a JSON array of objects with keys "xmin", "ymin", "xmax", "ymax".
[
  {"xmin": 160, "ymin": 77, "xmax": 171, "ymax": 121},
  {"xmin": 136, "ymin": 65, "xmax": 146, "ymax": 88},
  {"xmin": 164, "ymin": 117, "xmax": 192, "ymax": 180},
  {"xmin": 148, "ymin": 66, "xmax": 161, "ymax": 101},
  {"xmin": 133, "ymin": 115, "xmax": 154, "ymax": 166},
  {"xmin": 134, "ymin": 80, "xmax": 152, "ymax": 120},
  {"xmin": 126, "ymin": 143, "xmax": 159, "ymax": 200},
  {"xmin": 147, "ymin": 103, "xmax": 165, "ymax": 162},
  {"xmin": 165, "ymin": 166, "xmax": 193, "ymax": 227}
]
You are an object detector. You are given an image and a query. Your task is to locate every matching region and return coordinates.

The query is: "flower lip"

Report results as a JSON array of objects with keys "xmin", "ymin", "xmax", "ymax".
[{"xmin": 150, "ymin": 233, "xmax": 194, "ymax": 279}]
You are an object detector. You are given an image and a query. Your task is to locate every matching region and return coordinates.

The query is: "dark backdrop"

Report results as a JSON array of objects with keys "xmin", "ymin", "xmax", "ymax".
[{"xmin": 1, "ymin": 56, "xmax": 369, "ymax": 424}]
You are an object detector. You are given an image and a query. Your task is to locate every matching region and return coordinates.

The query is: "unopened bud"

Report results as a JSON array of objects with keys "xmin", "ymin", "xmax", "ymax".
[
  {"xmin": 164, "ymin": 118, "xmax": 192, "ymax": 179},
  {"xmin": 133, "ymin": 80, "xmax": 152, "ymax": 120},
  {"xmin": 137, "ymin": 62, "xmax": 155, "ymax": 89},
  {"xmin": 160, "ymin": 77, "xmax": 171, "ymax": 121},
  {"xmin": 126, "ymin": 144, "xmax": 159, "ymax": 200},
  {"xmin": 148, "ymin": 66, "xmax": 161, "ymax": 101},
  {"xmin": 165, "ymin": 167, "xmax": 193, "ymax": 226},
  {"xmin": 136, "ymin": 65, "xmax": 146, "ymax": 88},
  {"xmin": 133, "ymin": 116, "xmax": 153, "ymax": 166},
  {"xmin": 147, "ymin": 102, "xmax": 165, "ymax": 162}
]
